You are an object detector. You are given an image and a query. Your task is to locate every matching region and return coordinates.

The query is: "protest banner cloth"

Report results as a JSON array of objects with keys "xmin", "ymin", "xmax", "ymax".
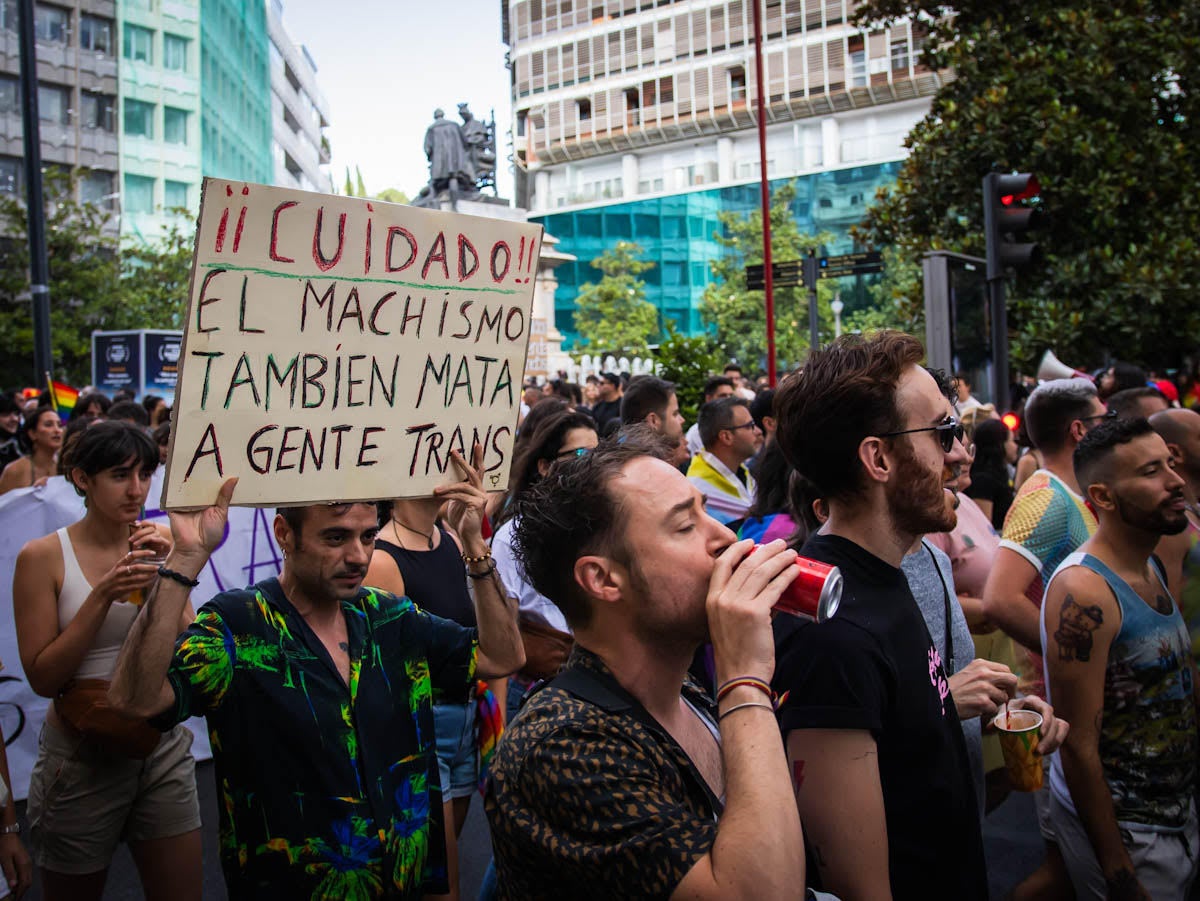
[{"xmin": 164, "ymin": 179, "xmax": 543, "ymax": 510}]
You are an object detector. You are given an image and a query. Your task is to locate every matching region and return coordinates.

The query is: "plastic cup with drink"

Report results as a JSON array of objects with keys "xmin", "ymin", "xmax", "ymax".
[
  {"xmin": 992, "ymin": 703, "xmax": 1044, "ymax": 791},
  {"xmin": 126, "ymin": 522, "xmax": 168, "ymax": 607}
]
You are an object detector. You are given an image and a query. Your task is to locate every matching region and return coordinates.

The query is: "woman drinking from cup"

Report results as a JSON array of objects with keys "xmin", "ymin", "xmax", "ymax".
[{"xmin": 12, "ymin": 420, "xmax": 201, "ymax": 901}]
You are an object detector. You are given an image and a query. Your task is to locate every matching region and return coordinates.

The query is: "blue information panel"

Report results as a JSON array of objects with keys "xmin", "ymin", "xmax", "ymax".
[
  {"xmin": 91, "ymin": 329, "xmax": 183, "ymax": 399},
  {"xmin": 142, "ymin": 331, "xmax": 183, "ymax": 398},
  {"xmin": 91, "ymin": 331, "xmax": 142, "ymax": 396}
]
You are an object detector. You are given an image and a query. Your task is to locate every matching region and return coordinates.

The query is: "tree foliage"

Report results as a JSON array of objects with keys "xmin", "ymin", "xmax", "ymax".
[
  {"xmin": 854, "ymin": 0, "xmax": 1200, "ymax": 370},
  {"xmin": 653, "ymin": 323, "xmax": 724, "ymax": 423},
  {"xmin": 0, "ymin": 169, "xmax": 194, "ymax": 388},
  {"xmin": 701, "ymin": 181, "xmax": 838, "ymax": 370},
  {"xmin": 572, "ymin": 241, "xmax": 659, "ymax": 357}
]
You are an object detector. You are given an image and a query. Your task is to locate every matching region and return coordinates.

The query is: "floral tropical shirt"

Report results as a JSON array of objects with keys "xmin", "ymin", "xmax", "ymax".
[{"xmin": 155, "ymin": 577, "xmax": 477, "ymax": 900}]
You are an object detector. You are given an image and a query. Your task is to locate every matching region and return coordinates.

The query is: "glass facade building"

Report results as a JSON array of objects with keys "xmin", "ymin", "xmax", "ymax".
[
  {"xmin": 200, "ymin": 0, "xmax": 272, "ymax": 184},
  {"xmin": 535, "ymin": 159, "xmax": 901, "ymax": 346}
]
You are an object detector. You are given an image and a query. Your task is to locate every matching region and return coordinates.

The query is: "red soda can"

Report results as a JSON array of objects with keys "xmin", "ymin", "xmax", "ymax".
[{"xmin": 773, "ymin": 554, "xmax": 842, "ymax": 622}]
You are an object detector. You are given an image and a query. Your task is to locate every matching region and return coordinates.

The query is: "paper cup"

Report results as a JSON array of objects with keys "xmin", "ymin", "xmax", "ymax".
[{"xmin": 993, "ymin": 708, "xmax": 1043, "ymax": 792}]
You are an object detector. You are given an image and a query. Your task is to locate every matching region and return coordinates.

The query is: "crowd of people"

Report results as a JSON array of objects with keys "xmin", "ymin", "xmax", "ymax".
[{"xmin": 0, "ymin": 335, "xmax": 1197, "ymax": 900}]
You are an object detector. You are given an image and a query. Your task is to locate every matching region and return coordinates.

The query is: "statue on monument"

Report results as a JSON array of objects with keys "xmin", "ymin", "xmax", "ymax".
[
  {"xmin": 414, "ymin": 104, "xmax": 498, "ymax": 208},
  {"xmin": 458, "ymin": 103, "xmax": 497, "ymax": 189}
]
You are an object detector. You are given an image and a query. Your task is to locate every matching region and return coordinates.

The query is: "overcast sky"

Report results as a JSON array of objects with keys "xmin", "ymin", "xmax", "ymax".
[{"xmin": 280, "ymin": 0, "xmax": 515, "ymax": 200}]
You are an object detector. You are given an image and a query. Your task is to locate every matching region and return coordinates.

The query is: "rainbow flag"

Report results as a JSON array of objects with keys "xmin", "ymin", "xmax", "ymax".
[
  {"xmin": 475, "ymin": 681, "xmax": 504, "ymax": 795},
  {"xmin": 45, "ymin": 377, "xmax": 78, "ymax": 421}
]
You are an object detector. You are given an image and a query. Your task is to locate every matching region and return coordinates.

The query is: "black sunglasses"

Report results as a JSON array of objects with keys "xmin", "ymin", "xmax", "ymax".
[
  {"xmin": 879, "ymin": 417, "xmax": 965, "ymax": 453},
  {"xmin": 1079, "ymin": 409, "xmax": 1118, "ymax": 425}
]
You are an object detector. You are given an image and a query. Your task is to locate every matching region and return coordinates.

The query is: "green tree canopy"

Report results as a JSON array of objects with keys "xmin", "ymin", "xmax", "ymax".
[
  {"xmin": 0, "ymin": 169, "xmax": 194, "ymax": 388},
  {"xmin": 701, "ymin": 181, "xmax": 838, "ymax": 370},
  {"xmin": 572, "ymin": 241, "xmax": 659, "ymax": 357},
  {"xmin": 854, "ymin": 0, "xmax": 1200, "ymax": 370},
  {"xmin": 653, "ymin": 323, "xmax": 723, "ymax": 423}
]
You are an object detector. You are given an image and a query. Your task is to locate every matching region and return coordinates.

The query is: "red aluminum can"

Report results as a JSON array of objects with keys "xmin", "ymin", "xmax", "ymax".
[{"xmin": 773, "ymin": 554, "xmax": 842, "ymax": 622}]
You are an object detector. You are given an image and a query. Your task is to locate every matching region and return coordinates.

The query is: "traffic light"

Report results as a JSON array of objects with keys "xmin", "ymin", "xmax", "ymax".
[{"xmin": 983, "ymin": 172, "xmax": 1042, "ymax": 281}]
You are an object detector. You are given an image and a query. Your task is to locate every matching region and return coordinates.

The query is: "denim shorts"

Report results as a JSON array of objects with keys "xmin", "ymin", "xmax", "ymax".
[{"xmin": 432, "ymin": 701, "xmax": 477, "ymax": 801}]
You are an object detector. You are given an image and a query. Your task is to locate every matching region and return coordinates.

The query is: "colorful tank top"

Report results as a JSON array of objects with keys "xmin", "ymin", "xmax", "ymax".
[
  {"xmin": 1045, "ymin": 553, "xmax": 1197, "ymax": 832},
  {"xmin": 1180, "ymin": 514, "xmax": 1200, "ymax": 664},
  {"xmin": 999, "ymin": 470, "xmax": 1097, "ymax": 698}
]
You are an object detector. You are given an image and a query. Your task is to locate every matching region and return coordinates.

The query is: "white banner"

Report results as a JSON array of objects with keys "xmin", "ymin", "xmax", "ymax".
[{"xmin": 0, "ymin": 471, "xmax": 283, "ymax": 798}]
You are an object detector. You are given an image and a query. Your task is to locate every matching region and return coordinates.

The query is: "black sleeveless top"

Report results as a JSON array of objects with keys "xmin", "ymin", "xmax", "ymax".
[{"xmin": 374, "ymin": 529, "xmax": 477, "ymax": 629}]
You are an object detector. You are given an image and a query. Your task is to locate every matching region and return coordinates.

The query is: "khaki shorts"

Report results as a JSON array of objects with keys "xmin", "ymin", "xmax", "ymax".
[{"xmin": 27, "ymin": 719, "xmax": 201, "ymax": 874}]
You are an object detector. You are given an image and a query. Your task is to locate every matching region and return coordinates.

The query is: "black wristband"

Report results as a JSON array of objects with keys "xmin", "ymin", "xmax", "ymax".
[
  {"xmin": 467, "ymin": 562, "xmax": 497, "ymax": 580},
  {"xmin": 158, "ymin": 566, "xmax": 200, "ymax": 588}
]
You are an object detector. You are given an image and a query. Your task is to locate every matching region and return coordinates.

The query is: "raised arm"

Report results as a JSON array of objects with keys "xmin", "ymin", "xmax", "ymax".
[
  {"xmin": 672, "ymin": 539, "xmax": 805, "ymax": 900},
  {"xmin": 982, "ymin": 547, "xmax": 1043, "ymax": 652},
  {"xmin": 1042, "ymin": 568, "xmax": 1146, "ymax": 898},
  {"xmin": 109, "ymin": 479, "xmax": 236, "ymax": 719},
  {"xmin": 436, "ymin": 446, "xmax": 523, "ymax": 679}
]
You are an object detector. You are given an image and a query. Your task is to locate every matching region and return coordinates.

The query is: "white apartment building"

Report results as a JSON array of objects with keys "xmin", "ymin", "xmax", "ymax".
[
  {"xmin": 265, "ymin": 0, "xmax": 330, "ymax": 194},
  {"xmin": 507, "ymin": 0, "xmax": 947, "ymax": 212}
]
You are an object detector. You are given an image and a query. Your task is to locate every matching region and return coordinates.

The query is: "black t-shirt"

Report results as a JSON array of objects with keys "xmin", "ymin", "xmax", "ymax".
[
  {"xmin": 590, "ymin": 399, "xmax": 622, "ymax": 435},
  {"xmin": 965, "ymin": 467, "xmax": 1013, "ymax": 531},
  {"xmin": 0, "ymin": 430, "xmax": 21, "ymax": 472},
  {"xmin": 773, "ymin": 533, "xmax": 987, "ymax": 900}
]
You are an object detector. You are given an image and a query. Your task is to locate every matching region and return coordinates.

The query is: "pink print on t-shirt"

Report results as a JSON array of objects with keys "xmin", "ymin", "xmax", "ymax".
[{"xmin": 928, "ymin": 646, "xmax": 949, "ymax": 715}]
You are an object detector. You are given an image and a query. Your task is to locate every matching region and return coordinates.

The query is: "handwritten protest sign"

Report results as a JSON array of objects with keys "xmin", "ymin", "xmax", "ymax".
[{"xmin": 163, "ymin": 179, "xmax": 543, "ymax": 509}]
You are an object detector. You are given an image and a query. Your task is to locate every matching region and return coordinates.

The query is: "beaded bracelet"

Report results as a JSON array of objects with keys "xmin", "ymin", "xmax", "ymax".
[
  {"xmin": 462, "ymin": 551, "xmax": 492, "ymax": 564},
  {"xmin": 718, "ymin": 701, "xmax": 774, "ymax": 722}
]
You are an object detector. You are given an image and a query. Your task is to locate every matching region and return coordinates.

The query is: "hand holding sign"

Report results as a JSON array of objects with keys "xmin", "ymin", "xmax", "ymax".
[
  {"xmin": 167, "ymin": 477, "xmax": 239, "ymax": 567},
  {"xmin": 435, "ymin": 444, "xmax": 489, "ymax": 554}
]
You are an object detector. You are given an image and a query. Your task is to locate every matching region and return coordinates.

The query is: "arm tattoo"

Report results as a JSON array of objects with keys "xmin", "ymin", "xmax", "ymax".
[{"xmin": 1054, "ymin": 594, "xmax": 1104, "ymax": 662}]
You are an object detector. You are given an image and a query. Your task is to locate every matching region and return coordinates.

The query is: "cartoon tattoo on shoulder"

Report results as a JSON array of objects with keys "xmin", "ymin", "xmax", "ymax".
[{"xmin": 1055, "ymin": 594, "xmax": 1104, "ymax": 662}]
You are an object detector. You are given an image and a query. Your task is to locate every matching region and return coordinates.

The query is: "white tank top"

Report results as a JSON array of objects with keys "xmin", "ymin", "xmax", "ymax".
[{"xmin": 56, "ymin": 527, "xmax": 139, "ymax": 681}]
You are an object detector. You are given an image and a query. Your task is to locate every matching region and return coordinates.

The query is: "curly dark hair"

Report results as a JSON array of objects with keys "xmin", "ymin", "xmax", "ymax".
[{"xmin": 510, "ymin": 427, "xmax": 672, "ymax": 629}]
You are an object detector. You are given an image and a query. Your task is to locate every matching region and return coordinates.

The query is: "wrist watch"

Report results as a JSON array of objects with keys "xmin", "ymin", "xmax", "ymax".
[{"xmin": 0, "ymin": 823, "xmax": 19, "ymax": 835}]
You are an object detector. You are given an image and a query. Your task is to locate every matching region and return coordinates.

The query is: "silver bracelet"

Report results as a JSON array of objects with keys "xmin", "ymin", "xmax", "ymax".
[{"xmin": 718, "ymin": 700, "xmax": 774, "ymax": 722}]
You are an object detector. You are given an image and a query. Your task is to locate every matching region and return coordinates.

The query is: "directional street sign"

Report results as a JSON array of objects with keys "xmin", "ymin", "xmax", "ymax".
[
  {"xmin": 818, "ymin": 251, "xmax": 884, "ymax": 279},
  {"xmin": 745, "ymin": 260, "xmax": 803, "ymax": 290},
  {"xmin": 747, "ymin": 252, "xmax": 883, "ymax": 289}
]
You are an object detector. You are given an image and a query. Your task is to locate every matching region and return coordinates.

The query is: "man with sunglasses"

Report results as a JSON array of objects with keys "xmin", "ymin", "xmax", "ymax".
[
  {"xmin": 686, "ymin": 396, "xmax": 761, "ymax": 525},
  {"xmin": 982, "ymin": 377, "xmax": 1105, "ymax": 900},
  {"xmin": 771, "ymin": 331, "xmax": 991, "ymax": 898}
]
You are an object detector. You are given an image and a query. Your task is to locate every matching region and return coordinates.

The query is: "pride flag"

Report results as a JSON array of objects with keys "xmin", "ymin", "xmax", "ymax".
[{"xmin": 45, "ymin": 377, "xmax": 78, "ymax": 421}]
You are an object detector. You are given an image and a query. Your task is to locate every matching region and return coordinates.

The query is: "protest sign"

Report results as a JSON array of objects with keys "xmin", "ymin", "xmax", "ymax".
[{"xmin": 163, "ymin": 179, "xmax": 543, "ymax": 510}]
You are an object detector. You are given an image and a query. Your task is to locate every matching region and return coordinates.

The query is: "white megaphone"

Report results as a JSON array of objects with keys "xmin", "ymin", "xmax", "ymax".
[{"xmin": 1037, "ymin": 350, "xmax": 1094, "ymax": 383}]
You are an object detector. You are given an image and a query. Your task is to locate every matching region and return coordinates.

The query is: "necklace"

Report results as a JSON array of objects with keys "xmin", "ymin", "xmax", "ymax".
[{"xmin": 391, "ymin": 516, "xmax": 434, "ymax": 550}]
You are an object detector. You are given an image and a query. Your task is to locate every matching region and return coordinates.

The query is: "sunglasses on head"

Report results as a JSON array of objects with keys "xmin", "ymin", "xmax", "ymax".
[
  {"xmin": 555, "ymin": 446, "xmax": 591, "ymax": 460},
  {"xmin": 879, "ymin": 417, "xmax": 965, "ymax": 453}
]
